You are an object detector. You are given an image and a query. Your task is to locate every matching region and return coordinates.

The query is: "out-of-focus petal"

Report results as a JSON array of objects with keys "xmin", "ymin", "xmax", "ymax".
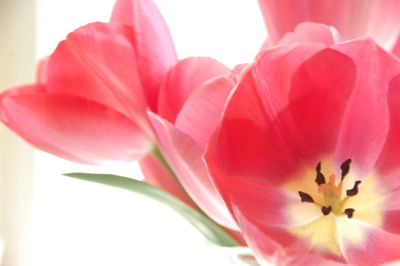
[
  {"xmin": 139, "ymin": 153, "xmax": 194, "ymax": 207},
  {"xmin": 111, "ymin": 0, "xmax": 177, "ymax": 112},
  {"xmin": 262, "ymin": 22, "xmax": 341, "ymax": 51},
  {"xmin": 158, "ymin": 57, "xmax": 230, "ymax": 123},
  {"xmin": 258, "ymin": 0, "xmax": 400, "ymax": 50},
  {"xmin": 207, "ymin": 45, "xmax": 356, "ymax": 186},
  {"xmin": 175, "ymin": 75, "xmax": 235, "ymax": 149},
  {"xmin": 47, "ymin": 22, "xmax": 150, "ymax": 133},
  {"xmin": 0, "ymin": 85, "xmax": 46, "ymax": 123},
  {"xmin": 278, "ymin": 23, "xmax": 340, "ymax": 46},
  {"xmin": 148, "ymin": 112, "xmax": 237, "ymax": 229},
  {"xmin": 392, "ymin": 36, "xmax": 400, "ymax": 58},
  {"xmin": 1, "ymin": 94, "xmax": 151, "ymax": 164},
  {"xmin": 340, "ymin": 220, "xmax": 400, "ymax": 266},
  {"xmin": 332, "ymin": 39, "xmax": 400, "ymax": 176}
]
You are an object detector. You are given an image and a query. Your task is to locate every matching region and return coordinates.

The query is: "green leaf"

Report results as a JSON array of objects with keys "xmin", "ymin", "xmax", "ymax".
[{"xmin": 64, "ymin": 173, "xmax": 239, "ymax": 247}]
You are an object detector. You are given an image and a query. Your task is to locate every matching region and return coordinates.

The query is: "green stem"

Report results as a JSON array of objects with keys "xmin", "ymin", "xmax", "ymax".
[
  {"xmin": 152, "ymin": 147, "xmax": 175, "ymax": 178},
  {"xmin": 151, "ymin": 146, "xmax": 239, "ymax": 246}
]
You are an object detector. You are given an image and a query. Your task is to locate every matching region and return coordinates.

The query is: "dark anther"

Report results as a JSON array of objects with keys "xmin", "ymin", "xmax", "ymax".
[
  {"xmin": 315, "ymin": 162, "xmax": 326, "ymax": 185},
  {"xmin": 341, "ymin": 159, "xmax": 352, "ymax": 180},
  {"xmin": 316, "ymin": 162, "xmax": 321, "ymax": 172},
  {"xmin": 346, "ymin": 180, "xmax": 362, "ymax": 196},
  {"xmin": 344, "ymin": 208, "xmax": 355, "ymax": 219},
  {"xmin": 321, "ymin": 206, "xmax": 332, "ymax": 216},
  {"xmin": 298, "ymin": 191, "xmax": 314, "ymax": 203}
]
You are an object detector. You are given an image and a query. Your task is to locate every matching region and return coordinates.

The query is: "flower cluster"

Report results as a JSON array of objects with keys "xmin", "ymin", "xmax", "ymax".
[{"xmin": 2, "ymin": 0, "xmax": 400, "ymax": 265}]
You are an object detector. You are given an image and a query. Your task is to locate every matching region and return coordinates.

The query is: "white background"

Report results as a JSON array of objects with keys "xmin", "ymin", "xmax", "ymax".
[{"xmin": 31, "ymin": 0, "xmax": 266, "ymax": 265}]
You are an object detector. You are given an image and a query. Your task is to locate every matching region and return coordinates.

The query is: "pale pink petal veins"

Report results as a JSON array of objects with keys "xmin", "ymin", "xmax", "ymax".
[
  {"xmin": 333, "ymin": 39, "xmax": 400, "ymax": 176},
  {"xmin": 111, "ymin": 0, "xmax": 177, "ymax": 112},
  {"xmin": 2, "ymin": 94, "xmax": 150, "ymax": 164},
  {"xmin": 47, "ymin": 22, "xmax": 151, "ymax": 135},
  {"xmin": 238, "ymin": 222, "xmax": 352, "ymax": 266},
  {"xmin": 258, "ymin": 0, "xmax": 400, "ymax": 50},
  {"xmin": 139, "ymin": 153, "xmax": 194, "ymax": 208},
  {"xmin": 148, "ymin": 112, "xmax": 237, "ymax": 229},
  {"xmin": 341, "ymin": 221, "xmax": 400, "ymax": 266},
  {"xmin": 230, "ymin": 206, "xmax": 343, "ymax": 266},
  {"xmin": 158, "ymin": 57, "xmax": 230, "ymax": 123}
]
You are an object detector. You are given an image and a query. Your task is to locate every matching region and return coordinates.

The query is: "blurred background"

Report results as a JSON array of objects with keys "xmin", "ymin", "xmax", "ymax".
[{"xmin": 0, "ymin": 0, "xmax": 266, "ymax": 265}]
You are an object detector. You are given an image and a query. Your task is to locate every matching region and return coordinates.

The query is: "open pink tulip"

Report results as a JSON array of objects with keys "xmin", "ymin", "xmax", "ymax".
[
  {"xmin": 146, "ymin": 57, "xmax": 243, "ymax": 229},
  {"xmin": 258, "ymin": 0, "xmax": 400, "ymax": 51},
  {"xmin": 206, "ymin": 24, "xmax": 400, "ymax": 265},
  {"xmin": 0, "ymin": 0, "xmax": 177, "ymax": 164}
]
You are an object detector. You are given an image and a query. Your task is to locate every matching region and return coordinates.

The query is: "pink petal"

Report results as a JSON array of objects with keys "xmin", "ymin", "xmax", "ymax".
[
  {"xmin": 139, "ymin": 153, "xmax": 194, "ymax": 208},
  {"xmin": 1, "ymin": 93, "xmax": 151, "ymax": 164},
  {"xmin": 207, "ymin": 45, "xmax": 355, "ymax": 185},
  {"xmin": 205, "ymin": 154, "xmax": 295, "ymax": 227},
  {"xmin": 158, "ymin": 57, "xmax": 230, "ymax": 123},
  {"xmin": 230, "ymin": 207, "xmax": 343, "ymax": 266},
  {"xmin": 175, "ymin": 74, "xmax": 235, "ymax": 149},
  {"xmin": 148, "ymin": 112, "xmax": 237, "ymax": 229},
  {"xmin": 376, "ymin": 74, "xmax": 400, "ymax": 177},
  {"xmin": 383, "ymin": 209, "xmax": 400, "ymax": 235},
  {"xmin": 277, "ymin": 248, "xmax": 347, "ymax": 266},
  {"xmin": 392, "ymin": 36, "xmax": 400, "ymax": 58},
  {"xmin": 0, "ymin": 85, "xmax": 46, "ymax": 123},
  {"xmin": 333, "ymin": 39, "xmax": 400, "ymax": 176},
  {"xmin": 258, "ymin": 0, "xmax": 400, "ymax": 50},
  {"xmin": 262, "ymin": 22, "xmax": 341, "ymax": 50},
  {"xmin": 342, "ymin": 222, "xmax": 400, "ymax": 266},
  {"xmin": 254, "ymin": 42, "xmax": 327, "ymax": 119},
  {"xmin": 376, "ymin": 71, "xmax": 400, "ymax": 232},
  {"xmin": 231, "ymin": 209, "xmax": 283, "ymax": 264},
  {"xmin": 111, "ymin": 0, "xmax": 177, "ymax": 112},
  {"xmin": 47, "ymin": 22, "xmax": 150, "ymax": 134},
  {"xmin": 232, "ymin": 207, "xmax": 346, "ymax": 265}
]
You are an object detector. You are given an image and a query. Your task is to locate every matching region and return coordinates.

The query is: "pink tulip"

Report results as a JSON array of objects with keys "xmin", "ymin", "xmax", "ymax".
[
  {"xmin": 146, "ymin": 57, "xmax": 245, "ymax": 229},
  {"xmin": 0, "ymin": 0, "xmax": 243, "ymax": 230},
  {"xmin": 0, "ymin": 0, "xmax": 196, "ymax": 207},
  {"xmin": 206, "ymin": 24, "xmax": 400, "ymax": 265},
  {"xmin": 258, "ymin": 0, "xmax": 400, "ymax": 51},
  {"xmin": 0, "ymin": 0, "xmax": 176, "ymax": 164}
]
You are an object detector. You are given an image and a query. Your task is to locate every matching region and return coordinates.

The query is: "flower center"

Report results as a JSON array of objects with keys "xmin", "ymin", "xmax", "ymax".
[
  {"xmin": 285, "ymin": 157, "xmax": 386, "ymax": 257},
  {"xmin": 298, "ymin": 159, "xmax": 361, "ymax": 218}
]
